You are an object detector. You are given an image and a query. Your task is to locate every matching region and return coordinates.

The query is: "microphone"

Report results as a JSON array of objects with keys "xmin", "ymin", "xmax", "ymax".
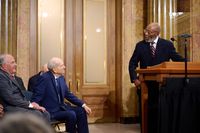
[
  {"xmin": 170, "ymin": 37, "xmax": 177, "ymax": 42},
  {"xmin": 178, "ymin": 33, "xmax": 192, "ymax": 38}
]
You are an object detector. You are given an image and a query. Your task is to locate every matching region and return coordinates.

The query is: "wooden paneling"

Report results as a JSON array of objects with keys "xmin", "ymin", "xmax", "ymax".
[
  {"xmin": 29, "ymin": 0, "xmax": 38, "ymax": 77},
  {"xmin": 177, "ymin": 0, "xmax": 190, "ymax": 12},
  {"xmin": 65, "ymin": 0, "xmax": 117, "ymax": 123},
  {"xmin": 115, "ymin": 0, "xmax": 122, "ymax": 122},
  {"xmin": 0, "ymin": 0, "xmax": 17, "ymax": 58}
]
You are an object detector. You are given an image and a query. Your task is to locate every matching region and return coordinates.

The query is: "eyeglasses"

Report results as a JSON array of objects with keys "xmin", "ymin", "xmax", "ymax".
[{"xmin": 143, "ymin": 29, "xmax": 156, "ymax": 34}]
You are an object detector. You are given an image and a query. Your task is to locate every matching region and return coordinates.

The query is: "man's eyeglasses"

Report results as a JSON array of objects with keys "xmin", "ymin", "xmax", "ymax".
[{"xmin": 143, "ymin": 29, "xmax": 156, "ymax": 34}]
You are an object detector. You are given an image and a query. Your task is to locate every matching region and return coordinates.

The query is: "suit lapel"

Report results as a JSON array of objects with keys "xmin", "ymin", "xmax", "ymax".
[
  {"xmin": 11, "ymin": 78, "xmax": 21, "ymax": 89},
  {"xmin": 10, "ymin": 77, "xmax": 26, "ymax": 97},
  {"xmin": 56, "ymin": 77, "xmax": 65, "ymax": 101},
  {"xmin": 154, "ymin": 38, "xmax": 162, "ymax": 58},
  {"xmin": 49, "ymin": 72, "xmax": 63, "ymax": 102},
  {"xmin": 50, "ymin": 74, "xmax": 59, "ymax": 95},
  {"xmin": 147, "ymin": 42, "xmax": 152, "ymax": 56},
  {"xmin": 0, "ymin": 69, "xmax": 25, "ymax": 96},
  {"xmin": 58, "ymin": 77, "xmax": 64, "ymax": 100}
]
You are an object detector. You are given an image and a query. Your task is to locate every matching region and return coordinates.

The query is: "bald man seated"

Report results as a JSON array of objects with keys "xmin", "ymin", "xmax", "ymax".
[{"xmin": 31, "ymin": 57, "xmax": 92, "ymax": 133}]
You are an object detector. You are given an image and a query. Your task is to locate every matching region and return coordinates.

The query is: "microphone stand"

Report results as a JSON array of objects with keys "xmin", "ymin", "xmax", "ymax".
[
  {"xmin": 181, "ymin": 36, "xmax": 192, "ymax": 85},
  {"xmin": 183, "ymin": 38, "xmax": 188, "ymax": 85},
  {"xmin": 177, "ymin": 33, "xmax": 192, "ymax": 85},
  {"xmin": 171, "ymin": 36, "xmax": 189, "ymax": 85}
]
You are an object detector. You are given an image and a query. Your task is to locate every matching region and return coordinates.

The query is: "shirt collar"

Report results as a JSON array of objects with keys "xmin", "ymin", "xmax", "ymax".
[
  {"xmin": 152, "ymin": 36, "xmax": 159, "ymax": 44},
  {"xmin": 54, "ymin": 75, "xmax": 59, "ymax": 79},
  {"xmin": 50, "ymin": 71, "xmax": 60, "ymax": 79}
]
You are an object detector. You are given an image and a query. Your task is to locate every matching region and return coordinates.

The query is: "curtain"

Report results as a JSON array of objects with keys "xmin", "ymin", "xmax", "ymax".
[{"xmin": 158, "ymin": 77, "xmax": 200, "ymax": 133}]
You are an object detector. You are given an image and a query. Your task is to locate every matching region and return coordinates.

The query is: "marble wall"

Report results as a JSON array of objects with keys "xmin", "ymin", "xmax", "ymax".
[
  {"xmin": 14, "ymin": 0, "xmax": 200, "ymax": 119},
  {"xmin": 121, "ymin": 0, "xmax": 200, "ymax": 118},
  {"xmin": 16, "ymin": 0, "xmax": 30, "ymax": 87},
  {"xmin": 191, "ymin": 0, "xmax": 200, "ymax": 61},
  {"xmin": 121, "ymin": 0, "xmax": 145, "ymax": 117}
]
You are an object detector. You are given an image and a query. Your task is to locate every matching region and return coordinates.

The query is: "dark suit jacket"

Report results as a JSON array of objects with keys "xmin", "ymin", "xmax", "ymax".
[
  {"xmin": 0, "ymin": 69, "xmax": 30, "ymax": 111},
  {"xmin": 31, "ymin": 71, "xmax": 84, "ymax": 113},
  {"xmin": 129, "ymin": 38, "xmax": 185, "ymax": 82},
  {"xmin": 28, "ymin": 72, "xmax": 41, "ymax": 92},
  {"xmin": 15, "ymin": 75, "xmax": 26, "ymax": 90},
  {"xmin": 14, "ymin": 75, "xmax": 33, "ymax": 101}
]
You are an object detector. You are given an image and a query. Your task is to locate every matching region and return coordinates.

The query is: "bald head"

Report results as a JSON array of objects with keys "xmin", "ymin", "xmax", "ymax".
[
  {"xmin": 47, "ymin": 57, "xmax": 65, "ymax": 76},
  {"xmin": 147, "ymin": 22, "xmax": 161, "ymax": 34},
  {"xmin": 144, "ymin": 22, "xmax": 161, "ymax": 42},
  {"xmin": 47, "ymin": 57, "xmax": 62, "ymax": 70}
]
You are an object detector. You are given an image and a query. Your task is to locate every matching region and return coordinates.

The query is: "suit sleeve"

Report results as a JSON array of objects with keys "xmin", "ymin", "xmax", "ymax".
[
  {"xmin": 168, "ymin": 42, "xmax": 185, "ymax": 61},
  {"xmin": 129, "ymin": 44, "xmax": 140, "ymax": 83},
  {"xmin": 0, "ymin": 75, "xmax": 30, "ymax": 108},
  {"xmin": 64, "ymin": 87, "xmax": 84, "ymax": 107},
  {"xmin": 31, "ymin": 76, "xmax": 46, "ymax": 104},
  {"xmin": 27, "ymin": 77, "xmax": 33, "ymax": 92},
  {"xmin": 61, "ymin": 78, "xmax": 84, "ymax": 107}
]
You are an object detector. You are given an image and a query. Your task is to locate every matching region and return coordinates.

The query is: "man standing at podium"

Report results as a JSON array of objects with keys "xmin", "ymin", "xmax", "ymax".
[{"xmin": 129, "ymin": 22, "xmax": 185, "ymax": 133}]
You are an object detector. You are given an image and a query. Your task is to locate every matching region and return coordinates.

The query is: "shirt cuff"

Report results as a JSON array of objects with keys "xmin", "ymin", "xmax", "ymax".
[
  {"xmin": 82, "ymin": 103, "xmax": 86, "ymax": 108},
  {"xmin": 28, "ymin": 102, "xmax": 33, "ymax": 108}
]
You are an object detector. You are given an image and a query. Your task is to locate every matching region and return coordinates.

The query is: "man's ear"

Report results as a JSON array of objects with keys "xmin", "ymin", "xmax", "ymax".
[
  {"xmin": 52, "ymin": 68, "xmax": 57, "ymax": 74},
  {"xmin": 1, "ymin": 64, "xmax": 6, "ymax": 69}
]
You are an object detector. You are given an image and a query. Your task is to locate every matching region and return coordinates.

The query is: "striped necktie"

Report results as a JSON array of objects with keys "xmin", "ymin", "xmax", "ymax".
[
  {"xmin": 150, "ymin": 42, "xmax": 156, "ymax": 57},
  {"xmin": 55, "ymin": 79, "xmax": 61, "ymax": 103}
]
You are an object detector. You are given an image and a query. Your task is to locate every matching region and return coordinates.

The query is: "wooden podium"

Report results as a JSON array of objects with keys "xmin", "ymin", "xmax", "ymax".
[{"xmin": 136, "ymin": 62, "xmax": 200, "ymax": 133}]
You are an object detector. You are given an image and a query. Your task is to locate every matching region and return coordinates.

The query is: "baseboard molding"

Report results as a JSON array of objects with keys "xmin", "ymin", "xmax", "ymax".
[{"xmin": 120, "ymin": 116, "xmax": 139, "ymax": 124}]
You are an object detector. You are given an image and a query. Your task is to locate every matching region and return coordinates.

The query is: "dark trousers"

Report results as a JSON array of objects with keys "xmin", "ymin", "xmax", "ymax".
[
  {"xmin": 29, "ymin": 109, "xmax": 51, "ymax": 123},
  {"xmin": 137, "ymin": 81, "xmax": 159, "ymax": 133},
  {"xmin": 51, "ymin": 105, "xmax": 89, "ymax": 133},
  {"xmin": 137, "ymin": 88, "xmax": 142, "ymax": 133},
  {"xmin": 137, "ymin": 88, "xmax": 141, "ymax": 124},
  {"xmin": 146, "ymin": 81, "xmax": 159, "ymax": 133}
]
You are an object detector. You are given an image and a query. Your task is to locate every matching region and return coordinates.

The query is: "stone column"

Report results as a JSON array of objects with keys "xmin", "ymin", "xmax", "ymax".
[
  {"xmin": 122, "ymin": 0, "xmax": 145, "ymax": 118},
  {"xmin": 190, "ymin": 0, "xmax": 200, "ymax": 61},
  {"xmin": 17, "ymin": 0, "xmax": 30, "ymax": 87}
]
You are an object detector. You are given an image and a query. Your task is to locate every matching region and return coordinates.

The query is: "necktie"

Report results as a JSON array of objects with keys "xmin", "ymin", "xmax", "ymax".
[
  {"xmin": 150, "ymin": 42, "xmax": 156, "ymax": 57},
  {"xmin": 55, "ymin": 79, "xmax": 61, "ymax": 103},
  {"xmin": 10, "ymin": 75, "xmax": 15, "ymax": 80}
]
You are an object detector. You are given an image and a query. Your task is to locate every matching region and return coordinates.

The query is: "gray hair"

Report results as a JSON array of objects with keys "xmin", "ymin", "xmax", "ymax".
[
  {"xmin": 0, "ymin": 113, "xmax": 55, "ymax": 133},
  {"xmin": 47, "ymin": 57, "xmax": 62, "ymax": 71},
  {"xmin": 0, "ymin": 54, "xmax": 7, "ymax": 67}
]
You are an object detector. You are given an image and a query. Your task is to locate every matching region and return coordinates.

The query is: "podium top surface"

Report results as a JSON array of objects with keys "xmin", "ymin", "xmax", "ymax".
[
  {"xmin": 147, "ymin": 62, "xmax": 200, "ymax": 69},
  {"xmin": 136, "ymin": 62, "xmax": 200, "ymax": 74}
]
